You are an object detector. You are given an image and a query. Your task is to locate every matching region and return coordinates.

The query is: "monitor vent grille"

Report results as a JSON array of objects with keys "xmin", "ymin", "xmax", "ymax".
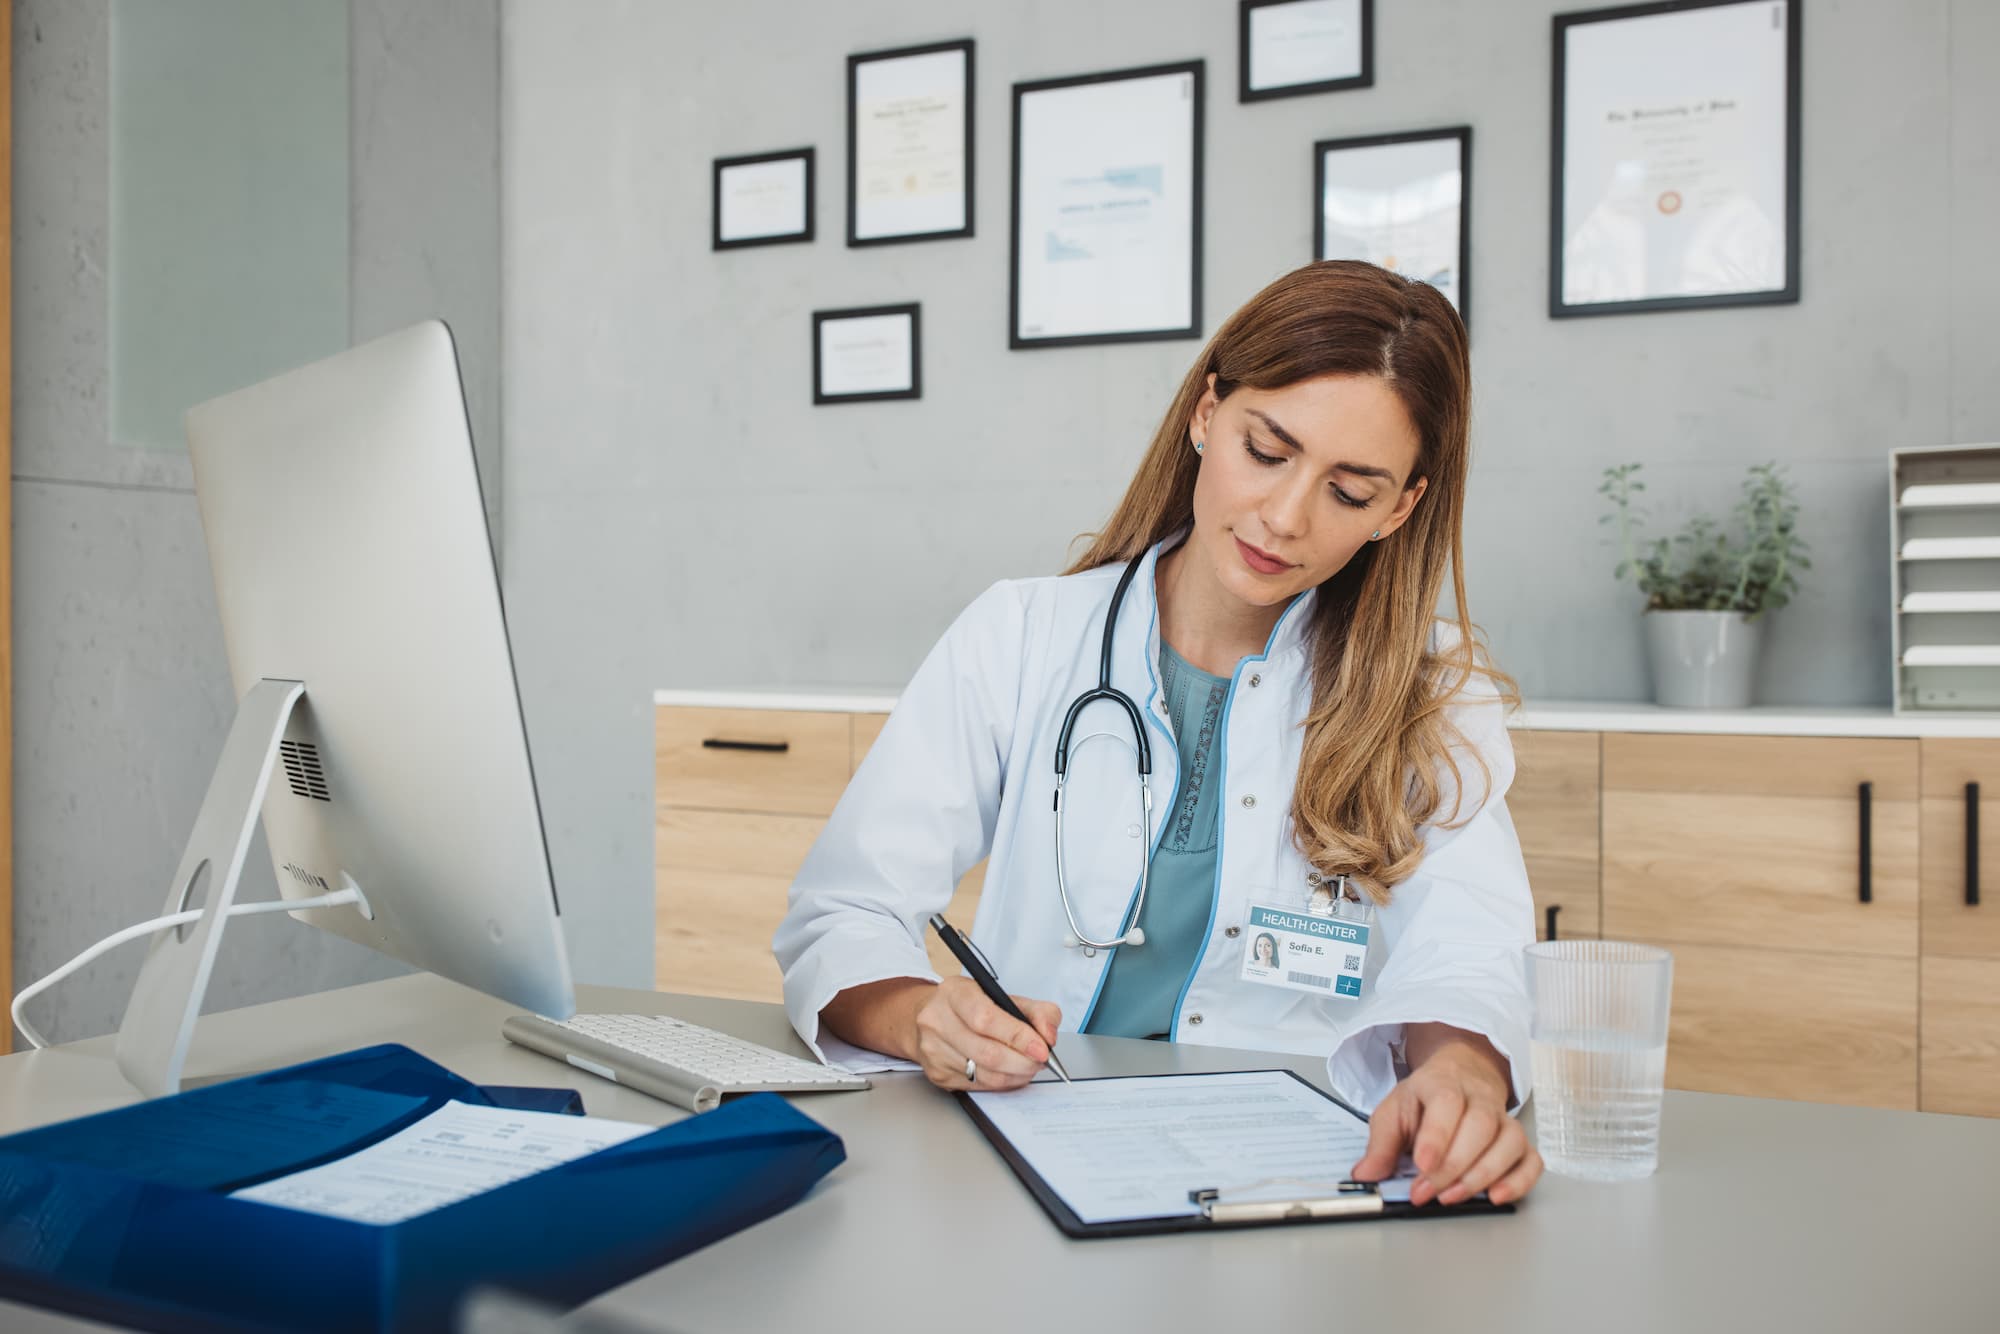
[{"xmin": 279, "ymin": 741, "xmax": 331, "ymax": 802}]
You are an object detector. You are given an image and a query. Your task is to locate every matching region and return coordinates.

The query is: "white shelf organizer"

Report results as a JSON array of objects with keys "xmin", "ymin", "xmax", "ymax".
[{"xmin": 1894, "ymin": 444, "xmax": 2000, "ymax": 710}]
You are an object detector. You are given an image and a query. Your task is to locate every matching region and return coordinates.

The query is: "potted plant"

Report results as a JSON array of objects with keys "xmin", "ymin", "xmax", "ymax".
[{"xmin": 1599, "ymin": 462, "xmax": 1810, "ymax": 708}]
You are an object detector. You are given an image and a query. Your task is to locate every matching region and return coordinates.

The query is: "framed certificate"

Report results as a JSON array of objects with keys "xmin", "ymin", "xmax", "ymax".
[
  {"xmin": 812, "ymin": 303, "xmax": 921, "ymax": 405},
  {"xmin": 1239, "ymin": 0, "xmax": 1372, "ymax": 101},
  {"xmin": 1314, "ymin": 127, "xmax": 1471, "ymax": 324},
  {"xmin": 713, "ymin": 148, "xmax": 814, "ymax": 250},
  {"xmin": 1010, "ymin": 61, "xmax": 1204, "ymax": 349},
  {"xmin": 847, "ymin": 39, "xmax": 974, "ymax": 247},
  {"xmin": 1551, "ymin": 0, "xmax": 1801, "ymax": 317}
]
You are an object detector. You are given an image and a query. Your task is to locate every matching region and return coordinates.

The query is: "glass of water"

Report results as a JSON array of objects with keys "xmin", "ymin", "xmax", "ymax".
[{"xmin": 1525, "ymin": 940, "xmax": 1674, "ymax": 1182}]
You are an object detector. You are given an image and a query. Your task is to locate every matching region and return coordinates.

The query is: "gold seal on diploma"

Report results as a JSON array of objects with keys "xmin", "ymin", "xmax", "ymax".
[{"xmin": 1657, "ymin": 190, "xmax": 1683, "ymax": 215}]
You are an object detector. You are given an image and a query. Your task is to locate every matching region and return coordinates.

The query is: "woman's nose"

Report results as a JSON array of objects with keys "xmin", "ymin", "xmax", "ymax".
[{"xmin": 1261, "ymin": 473, "xmax": 1315, "ymax": 539}]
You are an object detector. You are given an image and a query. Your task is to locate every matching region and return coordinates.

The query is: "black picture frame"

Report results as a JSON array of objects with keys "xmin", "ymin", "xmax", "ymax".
[
  {"xmin": 846, "ymin": 39, "xmax": 975, "ymax": 247},
  {"xmin": 1239, "ymin": 0, "xmax": 1374, "ymax": 102},
  {"xmin": 1313, "ymin": 126, "xmax": 1473, "ymax": 329},
  {"xmin": 1009, "ymin": 60, "xmax": 1205, "ymax": 351},
  {"xmin": 712, "ymin": 147, "xmax": 815, "ymax": 251},
  {"xmin": 1549, "ymin": 0, "xmax": 1802, "ymax": 318},
  {"xmin": 812, "ymin": 303, "xmax": 922, "ymax": 405}
]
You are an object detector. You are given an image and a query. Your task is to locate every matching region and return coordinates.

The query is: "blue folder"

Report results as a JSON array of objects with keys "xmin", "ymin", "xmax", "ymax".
[{"xmin": 0, "ymin": 1043, "xmax": 845, "ymax": 1332}]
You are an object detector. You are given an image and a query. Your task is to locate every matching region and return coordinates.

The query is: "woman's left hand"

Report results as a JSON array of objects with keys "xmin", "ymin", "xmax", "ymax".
[{"xmin": 1348, "ymin": 1027, "xmax": 1542, "ymax": 1206}]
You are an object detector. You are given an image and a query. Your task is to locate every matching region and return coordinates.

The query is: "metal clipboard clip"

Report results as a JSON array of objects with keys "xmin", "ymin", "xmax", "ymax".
[{"xmin": 1187, "ymin": 1178, "xmax": 1385, "ymax": 1224}]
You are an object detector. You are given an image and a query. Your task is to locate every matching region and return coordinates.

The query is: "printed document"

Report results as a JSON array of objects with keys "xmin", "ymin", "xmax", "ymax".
[
  {"xmin": 232, "ymin": 1100, "xmax": 654, "ymax": 1224},
  {"xmin": 967, "ymin": 1070, "xmax": 1375, "ymax": 1224}
]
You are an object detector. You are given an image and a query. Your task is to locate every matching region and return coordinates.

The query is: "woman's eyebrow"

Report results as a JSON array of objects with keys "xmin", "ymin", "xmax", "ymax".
[{"xmin": 1245, "ymin": 408, "xmax": 1396, "ymax": 482}]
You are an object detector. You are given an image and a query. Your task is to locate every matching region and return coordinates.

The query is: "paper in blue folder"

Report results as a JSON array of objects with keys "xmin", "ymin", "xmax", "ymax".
[{"xmin": 0, "ymin": 1043, "xmax": 845, "ymax": 1333}]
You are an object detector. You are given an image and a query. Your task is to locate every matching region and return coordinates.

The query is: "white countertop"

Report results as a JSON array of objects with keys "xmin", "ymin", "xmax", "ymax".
[{"xmin": 653, "ymin": 687, "xmax": 2000, "ymax": 738}]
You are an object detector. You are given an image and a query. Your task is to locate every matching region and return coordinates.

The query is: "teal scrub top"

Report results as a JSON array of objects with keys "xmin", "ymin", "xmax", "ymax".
[{"xmin": 1083, "ymin": 641, "xmax": 1230, "ymax": 1040}]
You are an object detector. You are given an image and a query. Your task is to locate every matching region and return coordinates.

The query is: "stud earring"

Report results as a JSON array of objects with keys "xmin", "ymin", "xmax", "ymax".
[
  {"xmin": 1193, "ymin": 439, "xmax": 1204, "ymax": 454},
  {"xmin": 1371, "ymin": 530, "xmax": 1381, "ymax": 540}
]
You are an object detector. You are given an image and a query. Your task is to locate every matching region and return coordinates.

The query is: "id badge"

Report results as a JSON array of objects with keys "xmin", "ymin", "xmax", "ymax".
[{"xmin": 1239, "ymin": 899, "xmax": 1369, "ymax": 998}]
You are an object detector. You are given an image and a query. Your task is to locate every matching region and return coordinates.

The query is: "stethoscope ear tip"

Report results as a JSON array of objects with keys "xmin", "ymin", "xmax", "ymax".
[{"xmin": 1125, "ymin": 927, "xmax": 1146, "ymax": 946}]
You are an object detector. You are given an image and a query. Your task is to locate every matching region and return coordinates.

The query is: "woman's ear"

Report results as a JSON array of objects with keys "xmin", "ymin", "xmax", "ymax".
[
  {"xmin": 1188, "ymin": 372, "xmax": 1220, "ymax": 449},
  {"xmin": 1376, "ymin": 475, "xmax": 1429, "ymax": 539}
]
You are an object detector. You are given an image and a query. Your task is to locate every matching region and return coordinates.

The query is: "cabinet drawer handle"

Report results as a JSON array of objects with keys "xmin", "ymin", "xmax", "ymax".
[
  {"xmin": 1544, "ymin": 904, "xmax": 1561, "ymax": 941},
  {"xmin": 1857, "ymin": 781, "xmax": 1873, "ymax": 904},
  {"xmin": 701, "ymin": 738, "xmax": 791, "ymax": 754},
  {"xmin": 1969, "ymin": 782, "xmax": 1981, "ymax": 908}
]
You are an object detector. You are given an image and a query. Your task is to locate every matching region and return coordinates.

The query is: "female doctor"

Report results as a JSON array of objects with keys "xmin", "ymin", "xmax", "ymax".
[{"xmin": 774, "ymin": 261, "xmax": 1542, "ymax": 1207}]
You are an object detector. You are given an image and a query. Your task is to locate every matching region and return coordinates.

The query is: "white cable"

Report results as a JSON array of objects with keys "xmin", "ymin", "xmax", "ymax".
[{"xmin": 10, "ymin": 888, "xmax": 361, "ymax": 1051}]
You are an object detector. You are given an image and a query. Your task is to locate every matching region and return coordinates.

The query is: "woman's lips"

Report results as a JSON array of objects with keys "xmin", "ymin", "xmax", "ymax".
[{"xmin": 1234, "ymin": 536, "xmax": 1293, "ymax": 575}]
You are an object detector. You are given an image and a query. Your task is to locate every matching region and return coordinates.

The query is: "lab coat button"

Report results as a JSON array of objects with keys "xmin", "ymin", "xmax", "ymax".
[
  {"xmin": 1241, "ymin": 794, "xmax": 1257, "ymax": 808},
  {"xmin": 1249, "ymin": 674, "xmax": 1261, "ymax": 687},
  {"xmin": 1187, "ymin": 1013, "xmax": 1204, "ymax": 1025},
  {"xmin": 1126, "ymin": 823, "xmax": 1141, "ymax": 837},
  {"xmin": 1224, "ymin": 925, "xmax": 1241, "ymax": 938}
]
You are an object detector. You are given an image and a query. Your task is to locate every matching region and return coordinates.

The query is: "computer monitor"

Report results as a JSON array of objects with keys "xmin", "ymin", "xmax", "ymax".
[{"xmin": 114, "ymin": 321, "xmax": 575, "ymax": 1096}]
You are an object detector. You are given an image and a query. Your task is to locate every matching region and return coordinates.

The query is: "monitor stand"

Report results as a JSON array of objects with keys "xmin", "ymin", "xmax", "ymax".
[{"xmin": 113, "ymin": 678, "xmax": 365, "ymax": 1098}]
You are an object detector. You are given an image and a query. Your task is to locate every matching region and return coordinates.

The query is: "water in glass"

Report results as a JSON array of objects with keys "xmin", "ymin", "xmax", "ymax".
[{"xmin": 1531, "ymin": 1029, "xmax": 1667, "ymax": 1181}]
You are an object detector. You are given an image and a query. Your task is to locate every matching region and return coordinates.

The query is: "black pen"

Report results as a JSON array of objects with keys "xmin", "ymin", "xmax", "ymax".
[{"xmin": 927, "ymin": 913, "xmax": 1072, "ymax": 1082}]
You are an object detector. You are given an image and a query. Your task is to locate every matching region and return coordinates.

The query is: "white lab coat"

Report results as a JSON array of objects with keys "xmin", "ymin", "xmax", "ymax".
[{"xmin": 773, "ymin": 537, "xmax": 1535, "ymax": 1111}]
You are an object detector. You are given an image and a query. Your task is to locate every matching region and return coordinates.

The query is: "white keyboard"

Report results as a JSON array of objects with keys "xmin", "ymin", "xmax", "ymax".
[{"xmin": 501, "ymin": 1012, "xmax": 869, "ymax": 1114}]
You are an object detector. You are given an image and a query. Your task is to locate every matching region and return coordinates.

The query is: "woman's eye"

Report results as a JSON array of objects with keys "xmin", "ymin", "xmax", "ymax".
[
  {"xmin": 1242, "ymin": 436, "xmax": 1281, "ymax": 465},
  {"xmin": 1331, "ymin": 485, "xmax": 1370, "ymax": 510}
]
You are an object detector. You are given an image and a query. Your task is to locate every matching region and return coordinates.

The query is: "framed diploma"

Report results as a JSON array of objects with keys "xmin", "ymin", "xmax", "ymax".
[
  {"xmin": 1314, "ymin": 127, "xmax": 1472, "ymax": 324},
  {"xmin": 812, "ymin": 303, "xmax": 921, "ymax": 405},
  {"xmin": 1239, "ymin": 0, "xmax": 1372, "ymax": 101},
  {"xmin": 713, "ymin": 148, "xmax": 815, "ymax": 250},
  {"xmin": 1551, "ymin": 0, "xmax": 1801, "ymax": 317},
  {"xmin": 1010, "ymin": 61, "xmax": 1204, "ymax": 349},
  {"xmin": 847, "ymin": 39, "xmax": 974, "ymax": 246}
]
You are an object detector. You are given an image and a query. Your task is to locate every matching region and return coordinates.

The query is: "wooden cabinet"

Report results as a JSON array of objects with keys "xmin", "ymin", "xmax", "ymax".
[
  {"xmin": 1658, "ymin": 942, "xmax": 1918, "ymax": 1109},
  {"xmin": 655, "ymin": 704, "xmax": 982, "ymax": 1004},
  {"xmin": 1602, "ymin": 734, "xmax": 1920, "ymax": 955},
  {"xmin": 655, "ymin": 808, "xmax": 821, "ymax": 1003},
  {"xmin": 657, "ymin": 703, "xmax": 2000, "ymax": 1115},
  {"xmin": 654, "ymin": 707, "xmax": 854, "ymax": 816},
  {"xmin": 1601, "ymin": 734, "xmax": 1922, "ymax": 1109},
  {"xmin": 851, "ymin": 712, "xmax": 887, "ymax": 771},
  {"xmin": 1918, "ymin": 739, "xmax": 2000, "ymax": 960},
  {"xmin": 1509, "ymin": 730, "xmax": 1600, "ymax": 941},
  {"xmin": 1920, "ymin": 956, "xmax": 2000, "ymax": 1115},
  {"xmin": 1916, "ymin": 742, "xmax": 2000, "ymax": 1116}
]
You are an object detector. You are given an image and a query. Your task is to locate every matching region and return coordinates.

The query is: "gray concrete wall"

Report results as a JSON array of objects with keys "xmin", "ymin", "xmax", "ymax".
[
  {"xmin": 11, "ymin": 0, "xmax": 502, "ymax": 1044},
  {"xmin": 501, "ymin": 0, "xmax": 2000, "ymax": 990}
]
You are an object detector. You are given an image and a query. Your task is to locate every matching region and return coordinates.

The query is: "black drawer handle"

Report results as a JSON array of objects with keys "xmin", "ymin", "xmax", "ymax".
[
  {"xmin": 1858, "ymin": 781, "xmax": 1873, "ymax": 904},
  {"xmin": 701, "ymin": 738, "xmax": 791, "ymax": 754},
  {"xmin": 1969, "ymin": 782, "xmax": 1981, "ymax": 908},
  {"xmin": 1545, "ymin": 904, "xmax": 1561, "ymax": 941}
]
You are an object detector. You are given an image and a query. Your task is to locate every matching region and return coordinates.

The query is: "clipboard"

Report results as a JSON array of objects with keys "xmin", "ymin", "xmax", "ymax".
[{"xmin": 957, "ymin": 1068, "xmax": 1513, "ymax": 1238}]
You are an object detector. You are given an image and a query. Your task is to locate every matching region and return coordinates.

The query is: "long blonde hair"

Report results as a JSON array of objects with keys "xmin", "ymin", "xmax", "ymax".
[{"xmin": 1066, "ymin": 261, "xmax": 1516, "ymax": 903}]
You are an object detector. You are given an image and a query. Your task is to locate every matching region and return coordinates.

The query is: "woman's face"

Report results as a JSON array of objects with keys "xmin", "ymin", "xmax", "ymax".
[
  {"xmin": 1186, "ymin": 372, "xmax": 1427, "ymax": 609},
  {"xmin": 1254, "ymin": 936, "xmax": 1275, "ymax": 964}
]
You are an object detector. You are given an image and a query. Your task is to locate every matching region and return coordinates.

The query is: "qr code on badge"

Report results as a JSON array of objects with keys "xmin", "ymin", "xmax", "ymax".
[{"xmin": 1343, "ymin": 953, "xmax": 1361, "ymax": 972}]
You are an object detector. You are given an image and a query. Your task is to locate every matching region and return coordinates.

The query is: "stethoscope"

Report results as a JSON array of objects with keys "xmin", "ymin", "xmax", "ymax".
[{"xmin": 1051, "ymin": 557, "xmax": 1154, "ymax": 957}]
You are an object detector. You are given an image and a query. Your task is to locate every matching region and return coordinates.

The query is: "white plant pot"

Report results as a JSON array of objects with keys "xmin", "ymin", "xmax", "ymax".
[{"xmin": 1644, "ymin": 609, "xmax": 1763, "ymax": 709}]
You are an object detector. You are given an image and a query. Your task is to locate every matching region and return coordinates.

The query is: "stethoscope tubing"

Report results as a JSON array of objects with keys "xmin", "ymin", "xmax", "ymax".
[{"xmin": 1051, "ymin": 555, "xmax": 1156, "ymax": 954}]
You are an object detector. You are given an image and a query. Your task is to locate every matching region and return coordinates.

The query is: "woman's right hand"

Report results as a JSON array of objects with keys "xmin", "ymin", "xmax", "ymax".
[{"xmin": 910, "ymin": 976, "xmax": 1062, "ymax": 1092}]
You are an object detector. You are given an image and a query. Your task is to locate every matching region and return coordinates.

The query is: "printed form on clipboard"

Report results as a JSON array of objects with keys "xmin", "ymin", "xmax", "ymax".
[{"xmin": 959, "ymin": 1070, "xmax": 1513, "ymax": 1237}]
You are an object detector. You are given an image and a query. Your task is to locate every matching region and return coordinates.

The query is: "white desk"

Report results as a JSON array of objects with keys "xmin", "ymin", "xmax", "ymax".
[{"xmin": 3, "ymin": 974, "xmax": 1997, "ymax": 1333}]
